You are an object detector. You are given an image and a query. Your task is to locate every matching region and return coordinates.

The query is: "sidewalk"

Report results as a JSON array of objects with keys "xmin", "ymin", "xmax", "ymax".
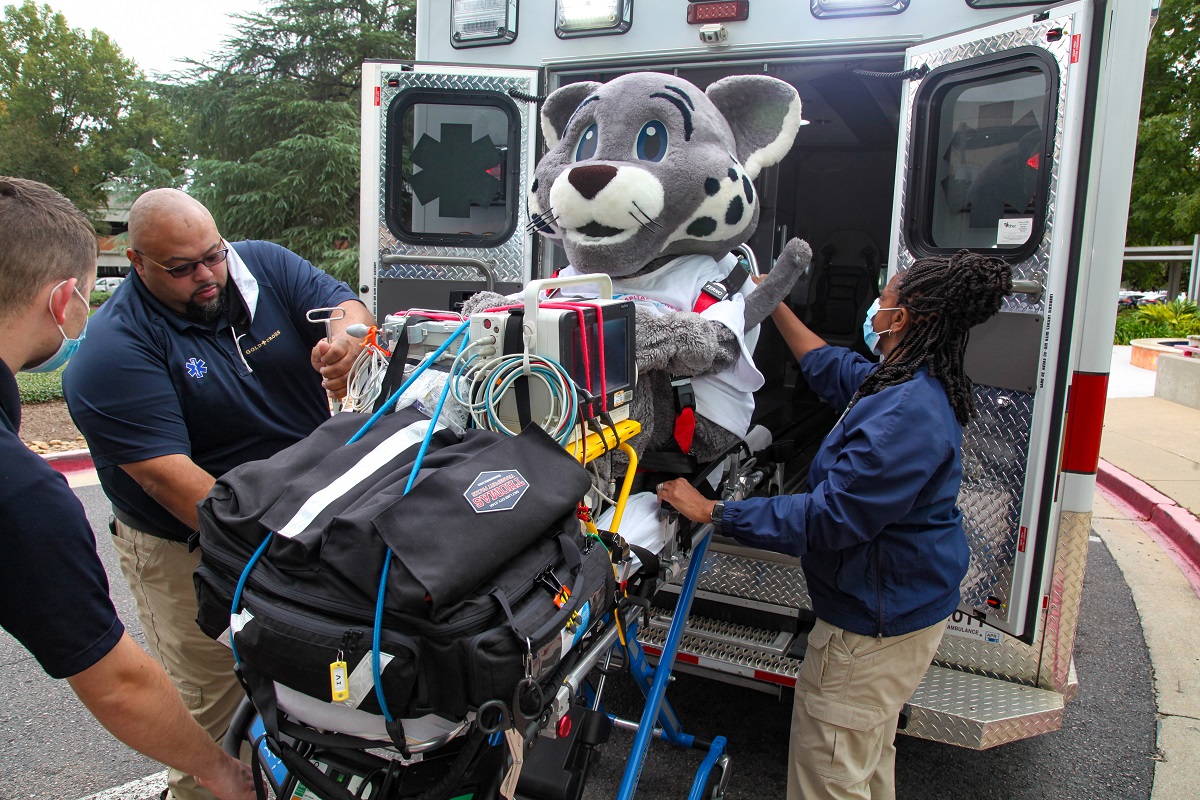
[{"xmin": 1096, "ymin": 346, "xmax": 1200, "ymax": 800}]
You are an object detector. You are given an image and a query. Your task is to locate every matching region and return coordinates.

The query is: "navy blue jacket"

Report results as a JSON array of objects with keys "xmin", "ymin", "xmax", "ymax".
[
  {"xmin": 721, "ymin": 346, "xmax": 968, "ymax": 637},
  {"xmin": 64, "ymin": 240, "xmax": 359, "ymax": 542}
]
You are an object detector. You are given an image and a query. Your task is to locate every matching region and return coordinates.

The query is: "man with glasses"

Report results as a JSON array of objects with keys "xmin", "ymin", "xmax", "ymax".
[{"xmin": 64, "ymin": 188, "xmax": 374, "ymax": 800}]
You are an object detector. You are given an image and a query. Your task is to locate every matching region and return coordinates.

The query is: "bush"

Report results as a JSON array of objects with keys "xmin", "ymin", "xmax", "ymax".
[
  {"xmin": 1135, "ymin": 298, "xmax": 1198, "ymax": 326},
  {"xmin": 1114, "ymin": 307, "xmax": 1200, "ymax": 345},
  {"xmin": 15, "ymin": 365, "xmax": 66, "ymax": 404},
  {"xmin": 89, "ymin": 290, "xmax": 111, "ymax": 307}
]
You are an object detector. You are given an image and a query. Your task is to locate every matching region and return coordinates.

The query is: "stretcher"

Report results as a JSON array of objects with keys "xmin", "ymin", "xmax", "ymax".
[{"xmin": 218, "ymin": 304, "xmax": 781, "ymax": 799}]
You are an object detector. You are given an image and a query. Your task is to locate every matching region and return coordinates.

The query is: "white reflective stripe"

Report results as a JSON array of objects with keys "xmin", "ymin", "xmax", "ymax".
[
  {"xmin": 277, "ymin": 419, "xmax": 439, "ymax": 539},
  {"xmin": 346, "ymin": 652, "xmax": 393, "ymax": 708},
  {"xmin": 230, "ymin": 608, "xmax": 254, "ymax": 634}
]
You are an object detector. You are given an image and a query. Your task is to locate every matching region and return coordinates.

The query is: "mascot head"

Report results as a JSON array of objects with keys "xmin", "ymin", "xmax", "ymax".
[{"xmin": 529, "ymin": 72, "xmax": 802, "ymax": 277}]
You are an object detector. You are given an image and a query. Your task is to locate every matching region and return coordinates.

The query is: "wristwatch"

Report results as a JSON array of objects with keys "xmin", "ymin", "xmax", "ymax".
[{"xmin": 710, "ymin": 500, "xmax": 725, "ymax": 528}]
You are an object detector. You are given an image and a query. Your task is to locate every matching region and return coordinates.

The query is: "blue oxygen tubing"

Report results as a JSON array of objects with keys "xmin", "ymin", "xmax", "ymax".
[{"xmin": 227, "ymin": 320, "xmax": 472, "ymax": 728}]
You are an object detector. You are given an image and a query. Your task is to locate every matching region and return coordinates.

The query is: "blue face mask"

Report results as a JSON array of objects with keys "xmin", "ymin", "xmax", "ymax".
[
  {"xmin": 862, "ymin": 297, "xmax": 901, "ymax": 357},
  {"xmin": 24, "ymin": 281, "xmax": 89, "ymax": 373}
]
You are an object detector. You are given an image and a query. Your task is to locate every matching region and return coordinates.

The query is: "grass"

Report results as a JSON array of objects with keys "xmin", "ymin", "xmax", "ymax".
[{"xmin": 16, "ymin": 365, "xmax": 67, "ymax": 404}]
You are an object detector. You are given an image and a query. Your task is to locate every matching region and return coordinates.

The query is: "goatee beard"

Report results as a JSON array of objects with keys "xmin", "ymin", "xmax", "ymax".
[{"xmin": 184, "ymin": 285, "xmax": 228, "ymax": 323}]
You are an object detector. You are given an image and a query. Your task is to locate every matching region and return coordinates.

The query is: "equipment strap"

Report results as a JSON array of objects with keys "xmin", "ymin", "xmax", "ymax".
[{"xmin": 692, "ymin": 257, "xmax": 751, "ymax": 313}]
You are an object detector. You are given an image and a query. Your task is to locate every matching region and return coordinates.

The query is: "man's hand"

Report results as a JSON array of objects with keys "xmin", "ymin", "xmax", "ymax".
[
  {"xmin": 196, "ymin": 755, "xmax": 256, "ymax": 800},
  {"xmin": 656, "ymin": 478, "xmax": 716, "ymax": 525},
  {"xmin": 311, "ymin": 332, "xmax": 362, "ymax": 399}
]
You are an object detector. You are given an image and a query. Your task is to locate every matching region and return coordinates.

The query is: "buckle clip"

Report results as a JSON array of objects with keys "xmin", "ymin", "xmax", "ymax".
[
  {"xmin": 700, "ymin": 280, "xmax": 728, "ymax": 303},
  {"xmin": 670, "ymin": 378, "xmax": 696, "ymax": 412}
]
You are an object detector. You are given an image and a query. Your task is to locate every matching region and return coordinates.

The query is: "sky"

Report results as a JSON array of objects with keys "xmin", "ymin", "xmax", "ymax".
[{"xmin": 41, "ymin": 1, "xmax": 263, "ymax": 77}]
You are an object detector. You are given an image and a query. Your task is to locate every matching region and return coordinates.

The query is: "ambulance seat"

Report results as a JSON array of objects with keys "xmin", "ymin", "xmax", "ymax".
[{"xmin": 796, "ymin": 230, "xmax": 882, "ymax": 353}]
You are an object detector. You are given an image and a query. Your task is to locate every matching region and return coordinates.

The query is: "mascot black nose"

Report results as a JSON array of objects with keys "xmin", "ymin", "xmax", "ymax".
[{"xmin": 568, "ymin": 164, "xmax": 618, "ymax": 200}]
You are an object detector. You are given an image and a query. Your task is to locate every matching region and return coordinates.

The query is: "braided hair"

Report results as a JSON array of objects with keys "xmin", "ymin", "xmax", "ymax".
[{"xmin": 851, "ymin": 250, "xmax": 1013, "ymax": 425}]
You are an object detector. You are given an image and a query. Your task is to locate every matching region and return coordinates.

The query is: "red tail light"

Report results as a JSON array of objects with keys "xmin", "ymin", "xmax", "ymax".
[{"xmin": 687, "ymin": 2, "xmax": 749, "ymax": 23}]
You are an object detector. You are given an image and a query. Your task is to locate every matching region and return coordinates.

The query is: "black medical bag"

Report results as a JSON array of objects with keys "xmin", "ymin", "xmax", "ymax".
[{"xmin": 194, "ymin": 407, "xmax": 613, "ymax": 737}]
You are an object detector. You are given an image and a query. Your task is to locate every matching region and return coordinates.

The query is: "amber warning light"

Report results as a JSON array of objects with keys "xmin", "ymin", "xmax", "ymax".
[{"xmin": 687, "ymin": 1, "xmax": 749, "ymax": 24}]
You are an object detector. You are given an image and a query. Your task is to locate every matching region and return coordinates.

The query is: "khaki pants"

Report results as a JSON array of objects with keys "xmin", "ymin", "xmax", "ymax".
[
  {"xmin": 111, "ymin": 518, "xmax": 243, "ymax": 800},
  {"xmin": 787, "ymin": 617, "xmax": 946, "ymax": 800}
]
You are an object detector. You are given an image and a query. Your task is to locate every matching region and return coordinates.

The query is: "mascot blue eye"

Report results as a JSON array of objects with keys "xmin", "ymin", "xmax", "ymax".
[
  {"xmin": 575, "ymin": 124, "xmax": 599, "ymax": 162},
  {"xmin": 635, "ymin": 121, "xmax": 668, "ymax": 162}
]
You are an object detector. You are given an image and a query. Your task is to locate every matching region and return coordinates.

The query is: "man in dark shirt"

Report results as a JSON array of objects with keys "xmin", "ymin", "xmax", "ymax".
[
  {"xmin": 64, "ymin": 188, "xmax": 375, "ymax": 800},
  {"xmin": 0, "ymin": 177, "xmax": 252, "ymax": 800}
]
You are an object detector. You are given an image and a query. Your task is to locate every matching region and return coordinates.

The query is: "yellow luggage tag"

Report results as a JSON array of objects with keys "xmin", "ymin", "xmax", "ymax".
[{"xmin": 330, "ymin": 652, "xmax": 350, "ymax": 703}]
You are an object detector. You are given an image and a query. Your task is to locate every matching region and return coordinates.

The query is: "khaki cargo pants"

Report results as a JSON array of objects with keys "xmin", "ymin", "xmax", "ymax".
[
  {"xmin": 787, "ymin": 617, "xmax": 946, "ymax": 800},
  {"xmin": 111, "ymin": 518, "xmax": 243, "ymax": 800}
]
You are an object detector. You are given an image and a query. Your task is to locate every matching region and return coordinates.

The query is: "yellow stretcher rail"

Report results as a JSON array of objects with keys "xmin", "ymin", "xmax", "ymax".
[{"xmin": 573, "ymin": 419, "xmax": 641, "ymax": 534}]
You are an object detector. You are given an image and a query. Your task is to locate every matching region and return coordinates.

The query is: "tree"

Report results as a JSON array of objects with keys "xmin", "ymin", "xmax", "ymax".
[
  {"xmin": 152, "ymin": 0, "xmax": 417, "ymax": 283},
  {"xmin": 1126, "ymin": 0, "xmax": 1200, "ymax": 288},
  {"xmin": 0, "ymin": 2, "xmax": 180, "ymax": 216}
]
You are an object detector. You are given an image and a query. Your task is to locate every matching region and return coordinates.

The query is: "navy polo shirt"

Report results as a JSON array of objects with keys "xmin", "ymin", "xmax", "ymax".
[
  {"xmin": 64, "ymin": 240, "xmax": 360, "ymax": 542},
  {"xmin": 0, "ymin": 361, "xmax": 124, "ymax": 679}
]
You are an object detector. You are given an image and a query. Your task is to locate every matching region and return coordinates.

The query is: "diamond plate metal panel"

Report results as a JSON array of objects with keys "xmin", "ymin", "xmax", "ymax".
[
  {"xmin": 667, "ymin": 548, "xmax": 811, "ymax": 611},
  {"xmin": 375, "ymin": 71, "xmax": 535, "ymax": 293},
  {"xmin": 1039, "ymin": 510, "xmax": 1090, "ymax": 692},
  {"xmin": 904, "ymin": 666, "xmax": 1064, "ymax": 749},
  {"xmin": 892, "ymin": 16, "xmax": 1076, "ymax": 656},
  {"xmin": 958, "ymin": 386, "xmax": 1034, "ymax": 615}
]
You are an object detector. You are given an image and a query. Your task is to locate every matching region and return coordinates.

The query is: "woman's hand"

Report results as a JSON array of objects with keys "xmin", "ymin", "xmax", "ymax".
[{"xmin": 656, "ymin": 478, "xmax": 716, "ymax": 525}]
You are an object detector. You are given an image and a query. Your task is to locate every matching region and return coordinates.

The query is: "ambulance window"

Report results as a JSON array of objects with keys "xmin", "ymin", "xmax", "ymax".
[
  {"xmin": 908, "ymin": 52, "xmax": 1056, "ymax": 260},
  {"xmin": 385, "ymin": 91, "xmax": 520, "ymax": 246}
]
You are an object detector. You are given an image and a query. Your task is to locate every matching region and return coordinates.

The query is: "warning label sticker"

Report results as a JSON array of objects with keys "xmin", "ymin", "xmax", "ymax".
[{"xmin": 464, "ymin": 470, "xmax": 529, "ymax": 514}]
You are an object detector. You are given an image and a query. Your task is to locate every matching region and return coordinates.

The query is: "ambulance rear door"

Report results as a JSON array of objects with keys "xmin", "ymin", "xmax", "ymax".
[
  {"xmin": 888, "ymin": 3, "xmax": 1095, "ymax": 640},
  {"xmin": 359, "ymin": 62, "xmax": 541, "ymax": 318}
]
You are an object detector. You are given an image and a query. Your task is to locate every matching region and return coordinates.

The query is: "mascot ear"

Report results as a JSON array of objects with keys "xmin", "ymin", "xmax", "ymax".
[
  {"xmin": 705, "ymin": 76, "xmax": 802, "ymax": 180},
  {"xmin": 540, "ymin": 81, "xmax": 602, "ymax": 149}
]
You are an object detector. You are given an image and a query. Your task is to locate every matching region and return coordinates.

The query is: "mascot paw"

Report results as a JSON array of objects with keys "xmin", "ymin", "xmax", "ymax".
[{"xmin": 743, "ymin": 238, "xmax": 812, "ymax": 330}]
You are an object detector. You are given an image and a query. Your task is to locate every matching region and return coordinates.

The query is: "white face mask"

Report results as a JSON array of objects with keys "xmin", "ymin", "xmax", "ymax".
[
  {"xmin": 862, "ymin": 298, "xmax": 901, "ymax": 356},
  {"xmin": 23, "ymin": 281, "xmax": 89, "ymax": 373}
]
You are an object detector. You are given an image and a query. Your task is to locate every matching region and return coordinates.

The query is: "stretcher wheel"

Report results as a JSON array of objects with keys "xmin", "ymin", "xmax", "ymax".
[{"xmin": 700, "ymin": 755, "xmax": 731, "ymax": 799}]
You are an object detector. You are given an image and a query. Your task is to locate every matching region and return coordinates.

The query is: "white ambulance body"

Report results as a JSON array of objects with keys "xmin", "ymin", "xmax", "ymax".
[{"xmin": 359, "ymin": 0, "xmax": 1155, "ymax": 749}]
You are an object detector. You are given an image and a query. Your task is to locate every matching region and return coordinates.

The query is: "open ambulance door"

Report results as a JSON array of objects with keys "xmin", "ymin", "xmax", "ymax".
[
  {"xmin": 359, "ymin": 62, "xmax": 541, "ymax": 318},
  {"xmin": 888, "ymin": 3, "xmax": 1097, "ymax": 642}
]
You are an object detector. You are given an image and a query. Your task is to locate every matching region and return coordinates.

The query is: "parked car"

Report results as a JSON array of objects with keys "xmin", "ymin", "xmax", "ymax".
[{"xmin": 94, "ymin": 276, "xmax": 125, "ymax": 292}]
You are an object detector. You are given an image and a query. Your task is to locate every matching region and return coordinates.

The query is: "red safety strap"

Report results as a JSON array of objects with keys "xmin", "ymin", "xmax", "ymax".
[{"xmin": 673, "ymin": 406, "xmax": 696, "ymax": 454}]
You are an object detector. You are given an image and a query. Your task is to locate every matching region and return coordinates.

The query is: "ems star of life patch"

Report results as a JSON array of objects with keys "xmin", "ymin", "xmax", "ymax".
[
  {"xmin": 464, "ymin": 469, "xmax": 529, "ymax": 513},
  {"xmin": 185, "ymin": 357, "xmax": 207, "ymax": 379}
]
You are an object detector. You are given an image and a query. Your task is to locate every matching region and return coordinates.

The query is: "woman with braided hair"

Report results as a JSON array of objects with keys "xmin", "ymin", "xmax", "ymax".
[{"xmin": 659, "ymin": 249, "xmax": 1012, "ymax": 799}]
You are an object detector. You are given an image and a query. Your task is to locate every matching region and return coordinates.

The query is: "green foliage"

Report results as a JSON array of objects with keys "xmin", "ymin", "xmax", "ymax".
[
  {"xmin": 110, "ymin": 0, "xmax": 416, "ymax": 285},
  {"xmin": 1113, "ymin": 308, "xmax": 1200, "ymax": 344},
  {"xmin": 15, "ymin": 365, "xmax": 64, "ymax": 404},
  {"xmin": 1136, "ymin": 298, "xmax": 1199, "ymax": 325},
  {"xmin": 89, "ymin": 290, "xmax": 111, "ymax": 306},
  {"xmin": 0, "ymin": 1, "xmax": 181, "ymax": 215}
]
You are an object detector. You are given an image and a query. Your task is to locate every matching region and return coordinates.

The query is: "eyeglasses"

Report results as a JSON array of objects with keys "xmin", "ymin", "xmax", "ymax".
[{"xmin": 136, "ymin": 248, "xmax": 229, "ymax": 279}]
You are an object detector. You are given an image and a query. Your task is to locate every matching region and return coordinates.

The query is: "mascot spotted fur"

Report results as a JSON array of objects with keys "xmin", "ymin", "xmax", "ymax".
[{"xmin": 466, "ymin": 72, "xmax": 813, "ymax": 469}]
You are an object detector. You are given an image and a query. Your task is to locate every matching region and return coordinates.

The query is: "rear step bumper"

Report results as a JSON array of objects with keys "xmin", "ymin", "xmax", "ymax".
[{"xmin": 638, "ymin": 609, "xmax": 1068, "ymax": 749}]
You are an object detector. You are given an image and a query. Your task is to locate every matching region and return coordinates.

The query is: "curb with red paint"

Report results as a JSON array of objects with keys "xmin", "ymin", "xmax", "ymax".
[
  {"xmin": 1097, "ymin": 459, "xmax": 1200, "ymax": 591},
  {"xmin": 42, "ymin": 448, "xmax": 95, "ymax": 475}
]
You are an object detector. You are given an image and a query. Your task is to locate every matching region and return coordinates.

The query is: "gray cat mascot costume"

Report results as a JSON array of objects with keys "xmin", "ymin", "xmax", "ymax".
[{"xmin": 466, "ymin": 72, "xmax": 813, "ymax": 471}]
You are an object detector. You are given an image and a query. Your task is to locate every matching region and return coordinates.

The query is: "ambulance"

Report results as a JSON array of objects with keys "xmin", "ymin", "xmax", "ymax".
[{"xmin": 357, "ymin": 0, "xmax": 1156, "ymax": 750}]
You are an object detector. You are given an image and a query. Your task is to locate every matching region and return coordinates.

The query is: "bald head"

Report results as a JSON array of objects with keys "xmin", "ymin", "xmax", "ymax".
[{"xmin": 128, "ymin": 189, "xmax": 216, "ymax": 252}]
